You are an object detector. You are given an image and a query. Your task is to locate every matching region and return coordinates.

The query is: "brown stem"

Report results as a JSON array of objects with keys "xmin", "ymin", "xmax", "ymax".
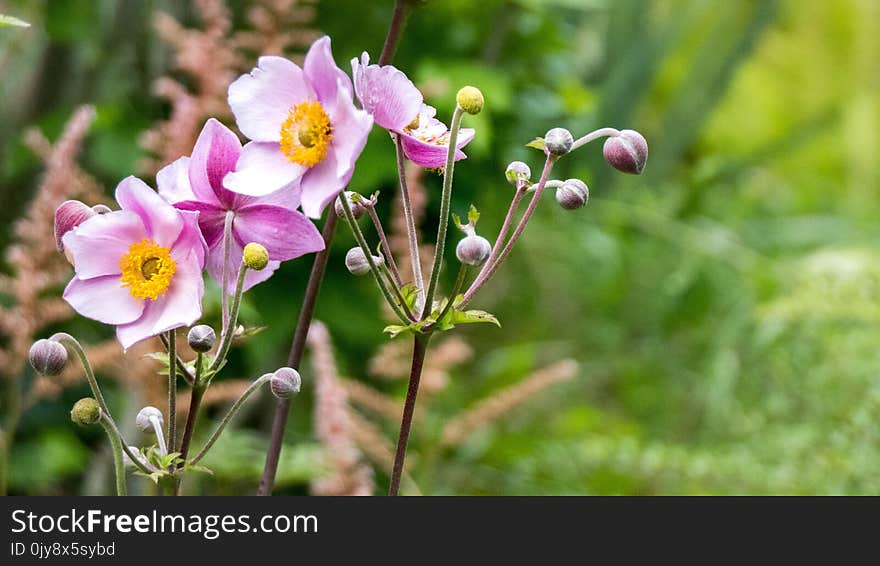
[
  {"xmin": 389, "ymin": 333, "xmax": 430, "ymax": 496},
  {"xmin": 173, "ymin": 383, "xmax": 205, "ymax": 495},
  {"xmin": 257, "ymin": 212, "xmax": 338, "ymax": 495},
  {"xmin": 379, "ymin": 0, "xmax": 413, "ymax": 66}
]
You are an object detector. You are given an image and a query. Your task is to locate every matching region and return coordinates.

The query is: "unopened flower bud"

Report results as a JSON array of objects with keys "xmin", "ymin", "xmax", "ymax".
[
  {"xmin": 270, "ymin": 367, "xmax": 302, "ymax": 399},
  {"xmin": 456, "ymin": 86, "xmax": 484, "ymax": 115},
  {"xmin": 29, "ymin": 339, "xmax": 68, "ymax": 376},
  {"xmin": 243, "ymin": 242, "xmax": 269, "ymax": 271},
  {"xmin": 456, "ymin": 235, "xmax": 492, "ymax": 266},
  {"xmin": 70, "ymin": 397, "xmax": 102, "ymax": 426},
  {"xmin": 544, "ymin": 127, "xmax": 573, "ymax": 156},
  {"xmin": 335, "ymin": 191, "xmax": 366, "ymax": 219},
  {"xmin": 505, "ymin": 161, "xmax": 531, "ymax": 186},
  {"xmin": 345, "ymin": 247, "xmax": 383, "ymax": 276},
  {"xmin": 187, "ymin": 325, "xmax": 216, "ymax": 353},
  {"xmin": 136, "ymin": 406, "xmax": 164, "ymax": 433},
  {"xmin": 54, "ymin": 200, "xmax": 97, "ymax": 252},
  {"xmin": 556, "ymin": 179, "xmax": 589, "ymax": 210},
  {"xmin": 603, "ymin": 129, "xmax": 648, "ymax": 174}
]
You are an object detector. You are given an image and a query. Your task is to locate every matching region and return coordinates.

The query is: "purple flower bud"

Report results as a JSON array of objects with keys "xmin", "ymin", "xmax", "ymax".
[
  {"xmin": 335, "ymin": 191, "xmax": 366, "ymax": 219},
  {"xmin": 456, "ymin": 235, "xmax": 492, "ymax": 266},
  {"xmin": 505, "ymin": 161, "xmax": 531, "ymax": 186},
  {"xmin": 54, "ymin": 200, "xmax": 98, "ymax": 252},
  {"xmin": 187, "ymin": 325, "xmax": 216, "ymax": 353},
  {"xmin": 270, "ymin": 367, "xmax": 302, "ymax": 399},
  {"xmin": 545, "ymin": 128, "xmax": 573, "ymax": 156},
  {"xmin": 29, "ymin": 339, "xmax": 68, "ymax": 376},
  {"xmin": 556, "ymin": 179, "xmax": 589, "ymax": 210},
  {"xmin": 345, "ymin": 247, "xmax": 383, "ymax": 276},
  {"xmin": 603, "ymin": 130, "xmax": 648, "ymax": 174}
]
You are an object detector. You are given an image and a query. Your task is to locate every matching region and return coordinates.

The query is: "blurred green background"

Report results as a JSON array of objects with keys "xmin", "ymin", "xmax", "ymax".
[{"xmin": 2, "ymin": 0, "xmax": 879, "ymax": 495}]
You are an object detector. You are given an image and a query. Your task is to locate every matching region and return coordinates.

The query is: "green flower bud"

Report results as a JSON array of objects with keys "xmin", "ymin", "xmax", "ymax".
[
  {"xmin": 71, "ymin": 397, "xmax": 102, "ymax": 426},
  {"xmin": 456, "ymin": 86, "xmax": 484, "ymax": 115},
  {"xmin": 243, "ymin": 242, "xmax": 269, "ymax": 271}
]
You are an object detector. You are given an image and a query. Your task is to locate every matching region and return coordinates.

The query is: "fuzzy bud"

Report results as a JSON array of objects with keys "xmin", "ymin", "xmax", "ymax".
[
  {"xmin": 544, "ymin": 127, "xmax": 573, "ymax": 156},
  {"xmin": 335, "ymin": 191, "xmax": 366, "ymax": 219},
  {"xmin": 187, "ymin": 325, "xmax": 216, "ymax": 353},
  {"xmin": 456, "ymin": 86, "xmax": 484, "ymax": 115},
  {"xmin": 505, "ymin": 161, "xmax": 531, "ymax": 186},
  {"xmin": 243, "ymin": 242, "xmax": 269, "ymax": 271},
  {"xmin": 603, "ymin": 130, "xmax": 648, "ymax": 174},
  {"xmin": 70, "ymin": 397, "xmax": 102, "ymax": 426},
  {"xmin": 54, "ymin": 200, "xmax": 97, "ymax": 252},
  {"xmin": 345, "ymin": 247, "xmax": 383, "ymax": 276},
  {"xmin": 556, "ymin": 179, "xmax": 590, "ymax": 210},
  {"xmin": 456, "ymin": 235, "xmax": 492, "ymax": 266},
  {"xmin": 270, "ymin": 367, "xmax": 302, "ymax": 399},
  {"xmin": 136, "ymin": 406, "xmax": 164, "ymax": 433},
  {"xmin": 29, "ymin": 339, "xmax": 68, "ymax": 376}
]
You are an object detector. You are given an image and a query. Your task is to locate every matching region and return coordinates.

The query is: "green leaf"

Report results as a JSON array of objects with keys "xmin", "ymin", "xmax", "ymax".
[
  {"xmin": 468, "ymin": 205, "xmax": 481, "ymax": 226},
  {"xmin": 0, "ymin": 14, "xmax": 30, "ymax": 27},
  {"xmin": 383, "ymin": 324, "xmax": 413, "ymax": 338},
  {"xmin": 526, "ymin": 137, "xmax": 546, "ymax": 150},
  {"xmin": 450, "ymin": 309, "xmax": 501, "ymax": 328},
  {"xmin": 452, "ymin": 212, "xmax": 463, "ymax": 230},
  {"xmin": 399, "ymin": 283, "xmax": 421, "ymax": 311},
  {"xmin": 183, "ymin": 464, "xmax": 214, "ymax": 476}
]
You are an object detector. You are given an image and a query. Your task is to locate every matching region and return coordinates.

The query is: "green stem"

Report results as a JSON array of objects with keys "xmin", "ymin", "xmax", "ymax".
[
  {"xmin": 190, "ymin": 374, "xmax": 272, "ymax": 465},
  {"xmin": 433, "ymin": 264, "xmax": 468, "ymax": 327},
  {"xmin": 340, "ymin": 193, "xmax": 413, "ymax": 323},
  {"xmin": 159, "ymin": 333, "xmax": 194, "ymax": 385},
  {"xmin": 380, "ymin": 261, "xmax": 416, "ymax": 320},
  {"xmin": 421, "ymin": 105, "xmax": 465, "ymax": 319},
  {"xmin": 209, "ymin": 262, "xmax": 247, "ymax": 374},
  {"xmin": 167, "ymin": 328, "xmax": 177, "ymax": 451},
  {"xmin": 221, "ymin": 211, "xmax": 234, "ymax": 331},
  {"xmin": 393, "ymin": 134, "xmax": 425, "ymax": 310},
  {"xmin": 100, "ymin": 419, "xmax": 126, "ymax": 496},
  {"xmin": 366, "ymin": 203, "xmax": 403, "ymax": 287}
]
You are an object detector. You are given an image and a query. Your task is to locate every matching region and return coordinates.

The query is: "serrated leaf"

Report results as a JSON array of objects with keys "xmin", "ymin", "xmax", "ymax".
[
  {"xmin": 0, "ymin": 14, "xmax": 30, "ymax": 27},
  {"xmin": 468, "ymin": 205, "xmax": 480, "ymax": 226},
  {"xmin": 526, "ymin": 137, "xmax": 546, "ymax": 150}
]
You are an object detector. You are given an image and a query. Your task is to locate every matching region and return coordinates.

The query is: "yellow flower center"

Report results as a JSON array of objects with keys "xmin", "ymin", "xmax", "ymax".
[
  {"xmin": 279, "ymin": 100, "xmax": 332, "ymax": 167},
  {"xmin": 119, "ymin": 239, "xmax": 176, "ymax": 300}
]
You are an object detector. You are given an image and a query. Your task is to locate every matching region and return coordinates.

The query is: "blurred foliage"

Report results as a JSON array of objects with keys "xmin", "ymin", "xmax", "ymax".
[{"xmin": 1, "ymin": 0, "xmax": 879, "ymax": 494}]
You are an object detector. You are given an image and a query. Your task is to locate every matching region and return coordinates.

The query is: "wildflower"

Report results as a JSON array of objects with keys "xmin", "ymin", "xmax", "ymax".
[
  {"xmin": 224, "ymin": 37, "xmax": 373, "ymax": 218},
  {"xmin": 62, "ymin": 177, "xmax": 207, "ymax": 350},
  {"xmin": 351, "ymin": 52, "xmax": 475, "ymax": 169},
  {"xmin": 157, "ymin": 119, "xmax": 324, "ymax": 292}
]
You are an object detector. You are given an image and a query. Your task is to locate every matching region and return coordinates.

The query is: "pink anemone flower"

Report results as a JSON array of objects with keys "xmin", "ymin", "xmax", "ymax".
[
  {"xmin": 351, "ymin": 52, "xmax": 475, "ymax": 169},
  {"xmin": 157, "ymin": 119, "xmax": 325, "ymax": 293},
  {"xmin": 223, "ymin": 36, "xmax": 373, "ymax": 218},
  {"xmin": 61, "ymin": 177, "xmax": 207, "ymax": 350}
]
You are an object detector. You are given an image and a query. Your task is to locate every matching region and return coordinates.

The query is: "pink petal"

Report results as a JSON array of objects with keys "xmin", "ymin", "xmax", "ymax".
[
  {"xmin": 352, "ymin": 52, "xmax": 423, "ymax": 132},
  {"xmin": 115, "ymin": 176, "xmax": 184, "ymax": 247},
  {"xmin": 228, "ymin": 56, "xmax": 313, "ymax": 143},
  {"xmin": 399, "ymin": 127, "xmax": 475, "ymax": 168},
  {"xmin": 189, "ymin": 118, "xmax": 242, "ymax": 205},
  {"xmin": 54, "ymin": 200, "xmax": 98, "ymax": 252},
  {"xmin": 299, "ymin": 152, "xmax": 341, "ymax": 219},
  {"xmin": 233, "ymin": 204, "xmax": 325, "ymax": 261},
  {"xmin": 115, "ymin": 252, "xmax": 204, "ymax": 350},
  {"xmin": 172, "ymin": 209, "xmax": 208, "ymax": 268},
  {"xmin": 206, "ymin": 236, "xmax": 280, "ymax": 293},
  {"xmin": 304, "ymin": 36, "xmax": 352, "ymax": 106},
  {"xmin": 64, "ymin": 275, "xmax": 145, "ymax": 325},
  {"xmin": 174, "ymin": 200, "xmax": 228, "ymax": 248},
  {"xmin": 156, "ymin": 157, "xmax": 201, "ymax": 204},
  {"xmin": 222, "ymin": 141, "xmax": 306, "ymax": 197},
  {"xmin": 229, "ymin": 181, "xmax": 302, "ymax": 212},
  {"xmin": 62, "ymin": 209, "xmax": 146, "ymax": 280}
]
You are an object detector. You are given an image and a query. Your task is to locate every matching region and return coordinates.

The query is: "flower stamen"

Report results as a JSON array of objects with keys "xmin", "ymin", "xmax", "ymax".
[
  {"xmin": 119, "ymin": 238, "xmax": 176, "ymax": 300},
  {"xmin": 279, "ymin": 100, "xmax": 332, "ymax": 167}
]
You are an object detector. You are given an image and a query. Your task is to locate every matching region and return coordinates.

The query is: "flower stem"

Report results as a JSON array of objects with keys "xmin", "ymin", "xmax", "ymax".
[
  {"xmin": 570, "ymin": 127, "xmax": 620, "ymax": 152},
  {"xmin": 190, "ymin": 374, "xmax": 272, "ymax": 466},
  {"xmin": 159, "ymin": 333, "xmax": 194, "ymax": 385},
  {"xmin": 389, "ymin": 333, "xmax": 430, "ymax": 496},
  {"xmin": 459, "ymin": 153, "xmax": 556, "ymax": 308},
  {"xmin": 340, "ymin": 193, "xmax": 413, "ymax": 323},
  {"xmin": 166, "ymin": 328, "xmax": 177, "ymax": 451},
  {"xmin": 366, "ymin": 203, "xmax": 403, "ymax": 287},
  {"xmin": 422, "ymin": 106, "xmax": 465, "ymax": 319},
  {"xmin": 258, "ymin": 212, "xmax": 338, "ymax": 496},
  {"xmin": 221, "ymin": 211, "xmax": 234, "ymax": 331},
  {"xmin": 379, "ymin": 0, "xmax": 414, "ymax": 66},
  {"xmin": 394, "ymin": 134, "xmax": 426, "ymax": 310},
  {"xmin": 380, "ymin": 261, "xmax": 416, "ymax": 321},
  {"xmin": 433, "ymin": 264, "xmax": 468, "ymax": 327},
  {"xmin": 99, "ymin": 418, "xmax": 126, "ymax": 496},
  {"xmin": 209, "ymin": 262, "xmax": 248, "ymax": 374}
]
